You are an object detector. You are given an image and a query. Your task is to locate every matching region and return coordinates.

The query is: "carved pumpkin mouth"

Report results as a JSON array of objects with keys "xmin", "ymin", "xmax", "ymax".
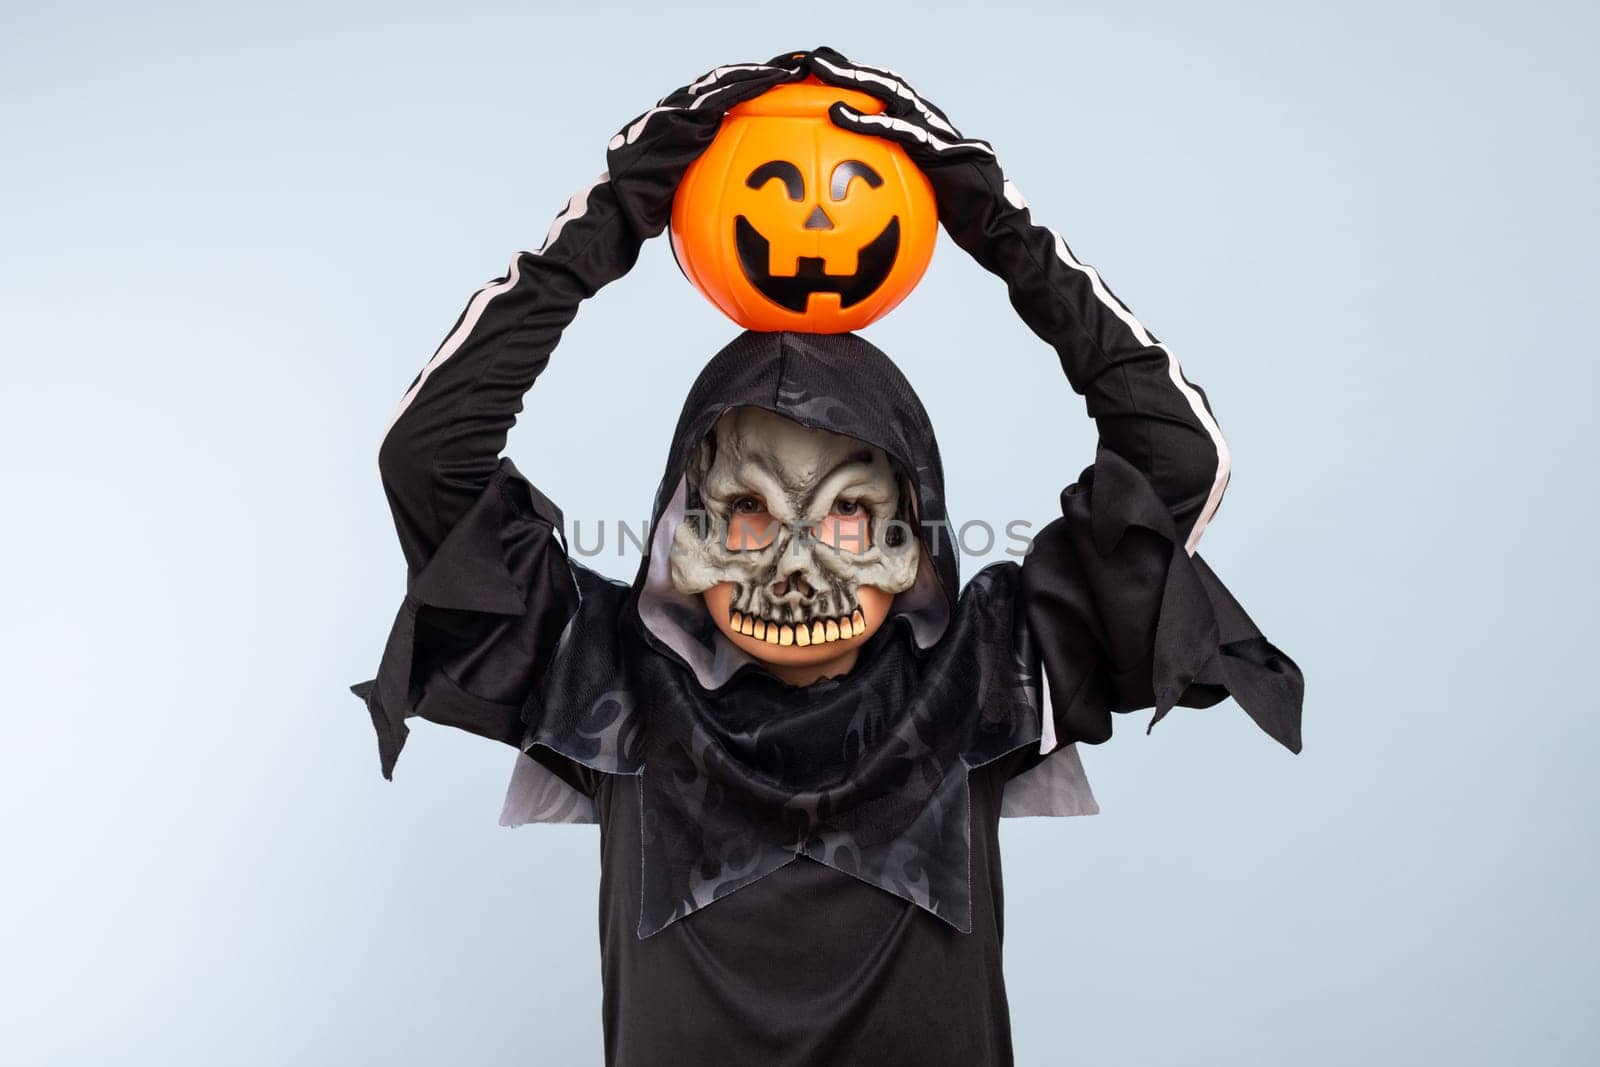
[{"xmin": 733, "ymin": 215, "xmax": 900, "ymax": 312}]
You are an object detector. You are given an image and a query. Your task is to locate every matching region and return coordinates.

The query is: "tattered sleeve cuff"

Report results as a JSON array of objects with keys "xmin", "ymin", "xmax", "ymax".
[
  {"xmin": 349, "ymin": 458, "xmax": 573, "ymax": 778},
  {"xmin": 1021, "ymin": 447, "xmax": 1304, "ymax": 753}
]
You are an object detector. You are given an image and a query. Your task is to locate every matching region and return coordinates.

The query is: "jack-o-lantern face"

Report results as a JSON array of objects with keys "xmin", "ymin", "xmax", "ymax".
[{"xmin": 671, "ymin": 80, "xmax": 937, "ymax": 334}]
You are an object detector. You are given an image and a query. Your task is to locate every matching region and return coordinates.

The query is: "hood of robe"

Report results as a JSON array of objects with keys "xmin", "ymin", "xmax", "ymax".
[{"xmin": 631, "ymin": 329, "xmax": 958, "ymax": 685}]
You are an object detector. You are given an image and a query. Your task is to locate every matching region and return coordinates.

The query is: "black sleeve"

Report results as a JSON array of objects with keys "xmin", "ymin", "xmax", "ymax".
[
  {"xmin": 351, "ymin": 172, "xmax": 646, "ymax": 781},
  {"xmin": 941, "ymin": 171, "xmax": 1303, "ymax": 753}
]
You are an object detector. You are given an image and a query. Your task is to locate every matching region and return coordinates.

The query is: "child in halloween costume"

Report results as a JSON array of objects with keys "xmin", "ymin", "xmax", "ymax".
[{"xmin": 352, "ymin": 48, "xmax": 1303, "ymax": 1067}]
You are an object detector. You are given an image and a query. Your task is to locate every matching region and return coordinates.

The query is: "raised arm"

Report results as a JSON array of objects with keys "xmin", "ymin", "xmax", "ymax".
[
  {"xmin": 353, "ymin": 58, "xmax": 808, "ymax": 778},
  {"xmin": 807, "ymin": 48, "xmax": 1301, "ymax": 754},
  {"xmin": 807, "ymin": 48, "xmax": 1225, "ymax": 551},
  {"xmin": 934, "ymin": 179, "xmax": 1229, "ymax": 555},
  {"xmin": 382, "ymin": 58, "xmax": 808, "ymax": 570},
  {"xmin": 377, "ymin": 177, "xmax": 633, "ymax": 572}
]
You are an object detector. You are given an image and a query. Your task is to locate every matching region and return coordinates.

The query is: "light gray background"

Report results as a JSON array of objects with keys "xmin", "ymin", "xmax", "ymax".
[{"xmin": 3, "ymin": 1, "xmax": 1595, "ymax": 1063}]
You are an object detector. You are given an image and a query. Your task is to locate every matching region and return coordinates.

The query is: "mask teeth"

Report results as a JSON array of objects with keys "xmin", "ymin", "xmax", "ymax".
[{"xmin": 729, "ymin": 608, "xmax": 870, "ymax": 647}]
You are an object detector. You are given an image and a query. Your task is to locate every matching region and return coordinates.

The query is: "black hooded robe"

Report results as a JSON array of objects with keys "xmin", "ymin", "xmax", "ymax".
[{"xmin": 352, "ymin": 171, "xmax": 1302, "ymax": 1067}]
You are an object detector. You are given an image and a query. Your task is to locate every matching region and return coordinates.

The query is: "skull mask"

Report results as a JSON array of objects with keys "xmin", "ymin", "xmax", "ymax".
[{"xmin": 670, "ymin": 406, "xmax": 920, "ymax": 643}]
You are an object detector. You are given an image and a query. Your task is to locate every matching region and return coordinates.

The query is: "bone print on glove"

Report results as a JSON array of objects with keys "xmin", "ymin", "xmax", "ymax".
[
  {"xmin": 801, "ymin": 46, "xmax": 1044, "ymax": 276},
  {"xmin": 604, "ymin": 54, "xmax": 808, "ymax": 241}
]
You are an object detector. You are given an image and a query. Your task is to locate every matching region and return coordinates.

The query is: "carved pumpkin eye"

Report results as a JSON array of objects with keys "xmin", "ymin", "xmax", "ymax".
[
  {"xmin": 745, "ymin": 160, "xmax": 804, "ymax": 201},
  {"xmin": 830, "ymin": 160, "xmax": 883, "ymax": 201}
]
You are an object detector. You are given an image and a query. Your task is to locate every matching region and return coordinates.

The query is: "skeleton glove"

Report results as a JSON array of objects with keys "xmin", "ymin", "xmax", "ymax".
[
  {"xmin": 803, "ymin": 48, "xmax": 1009, "ymax": 251},
  {"xmin": 604, "ymin": 54, "xmax": 809, "ymax": 242},
  {"xmin": 805, "ymin": 47, "xmax": 1171, "ymax": 400}
]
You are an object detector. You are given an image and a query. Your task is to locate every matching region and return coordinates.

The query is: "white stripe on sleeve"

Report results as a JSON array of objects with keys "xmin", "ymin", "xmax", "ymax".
[
  {"xmin": 379, "ymin": 172, "xmax": 609, "ymax": 450},
  {"xmin": 1003, "ymin": 181, "xmax": 1231, "ymax": 554}
]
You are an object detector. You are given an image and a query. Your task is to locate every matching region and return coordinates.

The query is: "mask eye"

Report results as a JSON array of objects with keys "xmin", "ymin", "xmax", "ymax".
[
  {"xmin": 745, "ymin": 161, "xmax": 804, "ymax": 202},
  {"xmin": 727, "ymin": 495, "xmax": 775, "ymax": 552},
  {"xmin": 830, "ymin": 160, "xmax": 883, "ymax": 201},
  {"xmin": 833, "ymin": 498, "xmax": 862, "ymax": 516}
]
